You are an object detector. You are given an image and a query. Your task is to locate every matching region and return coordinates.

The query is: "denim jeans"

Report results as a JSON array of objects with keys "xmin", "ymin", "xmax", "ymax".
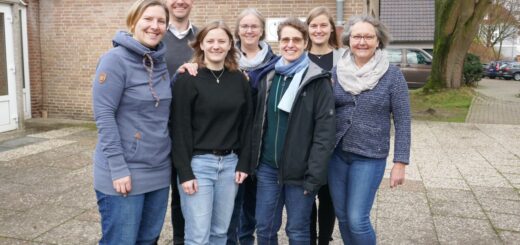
[
  {"xmin": 328, "ymin": 148, "xmax": 386, "ymax": 245},
  {"xmin": 178, "ymin": 153, "xmax": 239, "ymax": 245},
  {"xmin": 227, "ymin": 176, "xmax": 256, "ymax": 245},
  {"xmin": 255, "ymin": 163, "xmax": 316, "ymax": 245},
  {"xmin": 95, "ymin": 186, "xmax": 170, "ymax": 245}
]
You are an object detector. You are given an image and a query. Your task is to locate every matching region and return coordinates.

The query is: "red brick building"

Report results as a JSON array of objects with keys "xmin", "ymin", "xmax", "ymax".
[{"xmin": 1, "ymin": 0, "xmax": 372, "ymax": 132}]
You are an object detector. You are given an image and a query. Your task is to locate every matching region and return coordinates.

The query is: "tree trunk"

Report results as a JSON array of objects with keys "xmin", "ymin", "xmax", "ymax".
[{"xmin": 426, "ymin": 0, "xmax": 492, "ymax": 90}]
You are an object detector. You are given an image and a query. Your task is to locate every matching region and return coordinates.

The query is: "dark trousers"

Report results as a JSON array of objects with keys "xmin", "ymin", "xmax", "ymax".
[
  {"xmin": 310, "ymin": 184, "xmax": 336, "ymax": 245},
  {"xmin": 227, "ymin": 176, "xmax": 257, "ymax": 245},
  {"xmin": 171, "ymin": 167, "xmax": 185, "ymax": 244}
]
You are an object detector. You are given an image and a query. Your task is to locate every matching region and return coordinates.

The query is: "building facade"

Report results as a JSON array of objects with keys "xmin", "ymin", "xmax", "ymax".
[{"xmin": 1, "ymin": 0, "xmax": 369, "ymax": 133}]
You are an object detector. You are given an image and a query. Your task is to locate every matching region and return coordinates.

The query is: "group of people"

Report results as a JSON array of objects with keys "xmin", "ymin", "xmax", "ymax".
[{"xmin": 91, "ymin": 0, "xmax": 411, "ymax": 244}]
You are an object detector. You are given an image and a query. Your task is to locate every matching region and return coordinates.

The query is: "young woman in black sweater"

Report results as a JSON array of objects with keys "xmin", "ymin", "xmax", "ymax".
[{"xmin": 171, "ymin": 21, "xmax": 253, "ymax": 245}]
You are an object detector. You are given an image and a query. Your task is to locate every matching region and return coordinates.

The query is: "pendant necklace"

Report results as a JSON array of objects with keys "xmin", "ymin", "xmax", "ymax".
[{"xmin": 209, "ymin": 68, "xmax": 225, "ymax": 84}]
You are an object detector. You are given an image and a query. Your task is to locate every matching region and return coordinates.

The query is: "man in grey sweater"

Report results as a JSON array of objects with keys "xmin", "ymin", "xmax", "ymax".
[
  {"xmin": 164, "ymin": 0, "xmax": 198, "ymax": 78},
  {"xmin": 164, "ymin": 1, "xmax": 198, "ymax": 244}
]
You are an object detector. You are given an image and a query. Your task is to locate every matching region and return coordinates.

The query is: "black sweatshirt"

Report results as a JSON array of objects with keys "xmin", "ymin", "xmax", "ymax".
[{"xmin": 171, "ymin": 67, "xmax": 253, "ymax": 183}]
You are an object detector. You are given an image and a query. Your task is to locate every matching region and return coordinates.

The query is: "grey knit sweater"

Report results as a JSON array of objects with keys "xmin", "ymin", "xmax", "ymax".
[{"xmin": 332, "ymin": 65, "xmax": 411, "ymax": 164}]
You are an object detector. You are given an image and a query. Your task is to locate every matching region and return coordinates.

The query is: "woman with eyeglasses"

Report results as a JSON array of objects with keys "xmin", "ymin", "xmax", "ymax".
[
  {"xmin": 92, "ymin": 0, "xmax": 171, "ymax": 243},
  {"xmin": 227, "ymin": 7, "xmax": 279, "ymax": 245},
  {"xmin": 171, "ymin": 20, "xmax": 253, "ymax": 245},
  {"xmin": 305, "ymin": 6, "xmax": 344, "ymax": 245},
  {"xmin": 251, "ymin": 17, "xmax": 335, "ymax": 244},
  {"xmin": 329, "ymin": 15, "xmax": 411, "ymax": 245}
]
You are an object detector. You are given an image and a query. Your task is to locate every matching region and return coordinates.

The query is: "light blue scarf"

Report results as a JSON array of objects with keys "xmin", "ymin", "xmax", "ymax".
[
  {"xmin": 275, "ymin": 52, "xmax": 309, "ymax": 76},
  {"xmin": 274, "ymin": 52, "xmax": 309, "ymax": 112}
]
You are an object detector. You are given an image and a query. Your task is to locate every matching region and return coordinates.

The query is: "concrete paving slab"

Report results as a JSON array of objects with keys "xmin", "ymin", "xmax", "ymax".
[
  {"xmin": 377, "ymin": 200, "xmax": 431, "ymax": 221},
  {"xmin": 495, "ymin": 165, "xmax": 520, "ymax": 175},
  {"xmin": 4, "ymin": 166, "xmax": 70, "ymax": 186},
  {"xmin": 27, "ymin": 127, "xmax": 87, "ymax": 139},
  {"xmin": 503, "ymin": 173, "xmax": 520, "ymax": 185},
  {"xmin": 0, "ymin": 139, "xmax": 75, "ymax": 162},
  {"xmin": 426, "ymin": 189, "xmax": 475, "ymax": 203},
  {"xmin": 49, "ymin": 184, "xmax": 97, "ymax": 209},
  {"xmin": 499, "ymin": 231, "xmax": 520, "ymax": 245},
  {"xmin": 419, "ymin": 165, "xmax": 464, "ymax": 179},
  {"xmin": 0, "ymin": 204, "xmax": 81, "ymax": 240},
  {"xmin": 487, "ymin": 212, "xmax": 520, "ymax": 232},
  {"xmin": 471, "ymin": 186, "xmax": 520, "ymax": 201},
  {"xmin": 0, "ymin": 136, "xmax": 48, "ymax": 149},
  {"xmin": 429, "ymin": 199, "xmax": 487, "ymax": 219},
  {"xmin": 465, "ymin": 175, "xmax": 513, "ymax": 188},
  {"xmin": 75, "ymin": 208, "xmax": 100, "ymax": 223},
  {"xmin": 0, "ymin": 238, "xmax": 46, "ymax": 245},
  {"xmin": 3, "ymin": 119, "xmax": 520, "ymax": 243},
  {"xmin": 433, "ymin": 216, "xmax": 501, "ymax": 244},
  {"xmin": 0, "ymin": 182, "xmax": 45, "ymax": 211},
  {"xmin": 30, "ymin": 150, "xmax": 92, "ymax": 170},
  {"xmin": 34, "ymin": 219, "xmax": 99, "ymax": 245},
  {"xmin": 376, "ymin": 217, "xmax": 438, "ymax": 245},
  {"xmin": 479, "ymin": 198, "xmax": 520, "ymax": 216},
  {"xmin": 422, "ymin": 177, "xmax": 471, "ymax": 190}
]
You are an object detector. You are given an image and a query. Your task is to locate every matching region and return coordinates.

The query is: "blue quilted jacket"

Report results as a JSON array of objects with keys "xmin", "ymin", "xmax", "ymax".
[{"xmin": 332, "ymin": 65, "xmax": 411, "ymax": 164}]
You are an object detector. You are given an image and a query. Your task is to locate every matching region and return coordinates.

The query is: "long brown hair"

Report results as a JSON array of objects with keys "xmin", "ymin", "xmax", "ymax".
[
  {"xmin": 190, "ymin": 21, "xmax": 239, "ymax": 71},
  {"xmin": 305, "ymin": 6, "xmax": 339, "ymax": 50}
]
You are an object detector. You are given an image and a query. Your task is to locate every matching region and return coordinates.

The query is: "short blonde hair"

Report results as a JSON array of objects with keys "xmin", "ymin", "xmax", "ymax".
[{"xmin": 126, "ymin": 0, "xmax": 169, "ymax": 33}]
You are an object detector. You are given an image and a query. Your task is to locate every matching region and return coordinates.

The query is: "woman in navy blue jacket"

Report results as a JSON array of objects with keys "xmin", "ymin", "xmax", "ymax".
[{"xmin": 330, "ymin": 15, "xmax": 411, "ymax": 245}]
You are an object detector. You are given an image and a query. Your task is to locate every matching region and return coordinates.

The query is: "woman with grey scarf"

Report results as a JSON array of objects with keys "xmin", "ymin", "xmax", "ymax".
[
  {"xmin": 330, "ymin": 15, "xmax": 411, "ymax": 245},
  {"xmin": 226, "ymin": 8, "xmax": 278, "ymax": 245}
]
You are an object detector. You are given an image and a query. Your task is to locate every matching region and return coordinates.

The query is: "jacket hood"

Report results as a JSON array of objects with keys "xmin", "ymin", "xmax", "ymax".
[
  {"xmin": 300, "ymin": 60, "xmax": 330, "ymax": 86},
  {"xmin": 112, "ymin": 31, "xmax": 167, "ymax": 61}
]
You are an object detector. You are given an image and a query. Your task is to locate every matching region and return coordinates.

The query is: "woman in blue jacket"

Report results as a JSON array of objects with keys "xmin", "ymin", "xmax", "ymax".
[
  {"xmin": 330, "ymin": 15, "xmax": 411, "ymax": 245},
  {"xmin": 91, "ymin": 0, "xmax": 171, "ymax": 243}
]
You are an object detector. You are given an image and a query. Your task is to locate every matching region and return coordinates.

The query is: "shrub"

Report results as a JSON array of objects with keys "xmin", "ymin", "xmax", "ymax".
[{"xmin": 463, "ymin": 53, "xmax": 483, "ymax": 86}]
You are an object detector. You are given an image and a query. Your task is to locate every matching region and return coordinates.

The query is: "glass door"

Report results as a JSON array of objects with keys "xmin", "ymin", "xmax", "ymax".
[{"xmin": 0, "ymin": 4, "xmax": 17, "ymax": 132}]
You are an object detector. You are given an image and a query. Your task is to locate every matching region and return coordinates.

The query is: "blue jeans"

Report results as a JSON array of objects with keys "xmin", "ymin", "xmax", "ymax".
[
  {"xmin": 95, "ymin": 186, "xmax": 170, "ymax": 245},
  {"xmin": 255, "ymin": 163, "xmax": 316, "ymax": 245},
  {"xmin": 227, "ymin": 176, "xmax": 256, "ymax": 245},
  {"xmin": 328, "ymin": 148, "xmax": 386, "ymax": 245},
  {"xmin": 178, "ymin": 153, "xmax": 239, "ymax": 245}
]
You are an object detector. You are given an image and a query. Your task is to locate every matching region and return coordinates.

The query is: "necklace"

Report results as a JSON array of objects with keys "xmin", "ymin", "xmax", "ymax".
[{"xmin": 209, "ymin": 68, "xmax": 225, "ymax": 84}]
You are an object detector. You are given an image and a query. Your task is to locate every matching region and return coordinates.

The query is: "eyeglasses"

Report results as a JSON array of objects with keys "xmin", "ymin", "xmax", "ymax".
[
  {"xmin": 239, "ymin": 24, "xmax": 260, "ymax": 31},
  {"xmin": 350, "ymin": 35, "xmax": 376, "ymax": 42},
  {"xmin": 280, "ymin": 37, "xmax": 304, "ymax": 45}
]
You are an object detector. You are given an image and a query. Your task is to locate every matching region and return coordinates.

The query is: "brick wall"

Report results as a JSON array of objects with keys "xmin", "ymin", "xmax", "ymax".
[
  {"xmin": 27, "ymin": 0, "xmax": 365, "ymax": 120},
  {"xmin": 26, "ymin": 0, "xmax": 42, "ymax": 117}
]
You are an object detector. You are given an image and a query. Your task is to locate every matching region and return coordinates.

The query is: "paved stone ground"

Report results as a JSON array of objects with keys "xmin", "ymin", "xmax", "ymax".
[
  {"xmin": 466, "ymin": 78, "xmax": 520, "ymax": 124},
  {"xmin": 1, "ymin": 119, "xmax": 519, "ymax": 244}
]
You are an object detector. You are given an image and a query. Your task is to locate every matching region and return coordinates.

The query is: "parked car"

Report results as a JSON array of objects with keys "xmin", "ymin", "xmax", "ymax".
[
  {"xmin": 387, "ymin": 47, "xmax": 432, "ymax": 89},
  {"xmin": 485, "ymin": 61, "xmax": 512, "ymax": 79},
  {"xmin": 497, "ymin": 62, "xmax": 520, "ymax": 81}
]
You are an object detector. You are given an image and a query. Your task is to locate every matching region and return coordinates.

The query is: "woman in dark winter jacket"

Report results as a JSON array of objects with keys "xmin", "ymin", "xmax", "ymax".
[{"xmin": 251, "ymin": 17, "xmax": 335, "ymax": 244}]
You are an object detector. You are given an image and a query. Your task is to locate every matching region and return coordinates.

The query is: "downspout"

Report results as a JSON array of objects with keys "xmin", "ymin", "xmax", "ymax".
[
  {"xmin": 336, "ymin": 0, "xmax": 344, "ymax": 26},
  {"xmin": 336, "ymin": 0, "xmax": 345, "ymax": 47}
]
